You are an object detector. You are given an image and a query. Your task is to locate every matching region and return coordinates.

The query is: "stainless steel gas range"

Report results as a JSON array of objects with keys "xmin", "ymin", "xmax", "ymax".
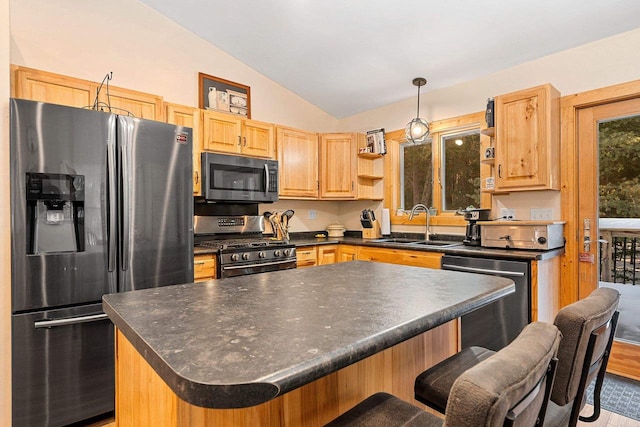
[{"xmin": 194, "ymin": 215, "xmax": 297, "ymax": 278}]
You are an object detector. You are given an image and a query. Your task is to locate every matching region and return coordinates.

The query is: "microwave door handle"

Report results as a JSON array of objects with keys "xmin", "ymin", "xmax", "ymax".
[{"xmin": 264, "ymin": 163, "xmax": 269, "ymax": 196}]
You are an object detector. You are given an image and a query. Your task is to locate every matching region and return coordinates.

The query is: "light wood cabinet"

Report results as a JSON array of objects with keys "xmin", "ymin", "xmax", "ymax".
[
  {"xmin": 338, "ymin": 245, "xmax": 359, "ymax": 262},
  {"xmin": 12, "ymin": 66, "xmax": 96, "ymax": 109},
  {"xmin": 296, "ymin": 246, "xmax": 318, "ymax": 268},
  {"xmin": 358, "ymin": 247, "xmax": 442, "ymax": 269},
  {"xmin": 166, "ymin": 103, "xmax": 202, "ymax": 195},
  {"xmin": 317, "ymin": 245, "xmax": 338, "ymax": 265},
  {"xmin": 319, "ymin": 133, "xmax": 358, "ymax": 199},
  {"xmin": 494, "ymin": 84, "xmax": 560, "ymax": 191},
  {"xmin": 202, "ymin": 110, "xmax": 274, "ymax": 158},
  {"xmin": 276, "ymin": 126, "xmax": 319, "ymax": 199},
  {"xmin": 194, "ymin": 254, "xmax": 216, "ymax": 281},
  {"xmin": 12, "ymin": 65, "xmax": 164, "ymax": 121}
]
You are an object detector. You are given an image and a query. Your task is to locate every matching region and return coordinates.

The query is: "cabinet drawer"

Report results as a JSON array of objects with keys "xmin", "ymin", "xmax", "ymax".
[
  {"xmin": 297, "ymin": 247, "xmax": 317, "ymax": 268},
  {"xmin": 194, "ymin": 254, "xmax": 216, "ymax": 280}
]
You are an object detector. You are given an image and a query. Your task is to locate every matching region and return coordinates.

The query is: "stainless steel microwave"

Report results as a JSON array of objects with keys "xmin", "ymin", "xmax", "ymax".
[{"xmin": 201, "ymin": 152, "xmax": 279, "ymax": 203}]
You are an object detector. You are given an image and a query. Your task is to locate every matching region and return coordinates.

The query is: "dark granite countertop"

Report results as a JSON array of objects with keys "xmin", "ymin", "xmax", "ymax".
[
  {"xmin": 103, "ymin": 261, "xmax": 514, "ymax": 409},
  {"xmin": 289, "ymin": 236, "xmax": 564, "ymax": 261}
]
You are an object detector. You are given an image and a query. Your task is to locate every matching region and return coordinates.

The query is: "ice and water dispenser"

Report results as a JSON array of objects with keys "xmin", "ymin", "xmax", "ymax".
[{"xmin": 26, "ymin": 172, "xmax": 85, "ymax": 254}]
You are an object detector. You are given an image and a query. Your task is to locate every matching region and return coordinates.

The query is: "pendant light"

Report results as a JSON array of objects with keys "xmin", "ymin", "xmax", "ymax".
[{"xmin": 405, "ymin": 77, "xmax": 430, "ymax": 143}]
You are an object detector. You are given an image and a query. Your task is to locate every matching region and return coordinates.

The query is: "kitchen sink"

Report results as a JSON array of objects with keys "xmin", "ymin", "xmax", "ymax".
[
  {"xmin": 409, "ymin": 240, "xmax": 463, "ymax": 248},
  {"xmin": 370, "ymin": 238, "xmax": 420, "ymax": 244}
]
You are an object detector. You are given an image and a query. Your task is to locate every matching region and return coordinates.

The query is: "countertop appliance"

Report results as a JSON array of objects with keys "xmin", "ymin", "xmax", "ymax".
[
  {"xmin": 462, "ymin": 208, "xmax": 491, "ymax": 246},
  {"xmin": 200, "ymin": 152, "xmax": 278, "ymax": 203},
  {"xmin": 10, "ymin": 99, "xmax": 194, "ymax": 426},
  {"xmin": 479, "ymin": 221, "xmax": 565, "ymax": 250},
  {"xmin": 194, "ymin": 215, "xmax": 297, "ymax": 278},
  {"xmin": 441, "ymin": 255, "xmax": 530, "ymax": 351}
]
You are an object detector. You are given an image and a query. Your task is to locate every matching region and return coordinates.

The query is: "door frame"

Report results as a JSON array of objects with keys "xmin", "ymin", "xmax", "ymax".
[{"xmin": 561, "ymin": 79, "xmax": 640, "ymax": 381}]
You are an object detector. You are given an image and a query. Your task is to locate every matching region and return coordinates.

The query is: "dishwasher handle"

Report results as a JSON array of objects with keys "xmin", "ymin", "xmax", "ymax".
[
  {"xmin": 441, "ymin": 263, "xmax": 526, "ymax": 277},
  {"xmin": 34, "ymin": 313, "xmax": 109, "ymax": 329}
]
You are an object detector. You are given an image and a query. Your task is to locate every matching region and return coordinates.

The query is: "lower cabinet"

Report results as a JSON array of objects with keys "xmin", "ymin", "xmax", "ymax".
[
  {"xmin": 318, "ymin": 245, "xmax": 338, "ymax": 265},
  {"xmin": 194, "ymin": 254, "xmax": 216, "ymax": 281},
  {"xmin": 338, "ymin": 245, "xmax": 358, "ymax": 262},
  {"xmin": 296, "ymin": 247, "xmax": 318, "ymax": 268},
  {"xmin": 357, "ymin": 247, "xmax": 443, "ymax": 269}
]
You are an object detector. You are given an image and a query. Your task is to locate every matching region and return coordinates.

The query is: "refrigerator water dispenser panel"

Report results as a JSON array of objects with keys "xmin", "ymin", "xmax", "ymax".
[{"xmin": 26, "ymin": 172, "xmax": 85, "ymax": 254}]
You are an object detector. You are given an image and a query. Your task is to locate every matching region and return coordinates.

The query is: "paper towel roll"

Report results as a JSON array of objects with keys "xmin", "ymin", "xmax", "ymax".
[{"xmin": 381, "ymin": 208, "xmax": 391, "ymax": 235}]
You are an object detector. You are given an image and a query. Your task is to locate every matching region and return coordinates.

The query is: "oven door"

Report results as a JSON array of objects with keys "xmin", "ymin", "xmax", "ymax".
[
  {"xmin": 202, "ymin": 152, "xmax": 278, "ymax": 203},
  {"xmin": 219, "ymin": 258, "xmax": 297, "ymax": 278}
]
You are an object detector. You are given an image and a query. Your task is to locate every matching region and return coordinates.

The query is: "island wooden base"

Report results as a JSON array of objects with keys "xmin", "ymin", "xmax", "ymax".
[{"xmin": 114, "ymin": 321, "xmax": 457, "ymax": 426}]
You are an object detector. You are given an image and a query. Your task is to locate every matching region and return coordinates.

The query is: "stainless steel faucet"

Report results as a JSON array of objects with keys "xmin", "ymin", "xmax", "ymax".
[{"xmin": 408, "ymin": 203, "xmax": 431, "ymax": 241}]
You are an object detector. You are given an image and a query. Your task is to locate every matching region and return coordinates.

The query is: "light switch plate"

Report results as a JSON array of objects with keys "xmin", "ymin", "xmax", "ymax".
[
  {"xmin": 308, "ymin": 210, "xmax": 317, "ymax": 220},
  {"xmin": 530, "ymin": 208, "xmax": 553, "ymax": 220}
]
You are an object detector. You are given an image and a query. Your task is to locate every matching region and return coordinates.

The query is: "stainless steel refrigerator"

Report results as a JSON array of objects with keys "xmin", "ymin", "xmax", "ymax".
[{"xmin": 10, "ymin": 98, "xmax": 194, "ymax": 426}]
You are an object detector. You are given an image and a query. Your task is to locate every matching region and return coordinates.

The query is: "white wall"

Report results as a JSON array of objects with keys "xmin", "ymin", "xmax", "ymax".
[
  {"xmin": 339, "ymin": 28, "xmax": 640, "ymax": 225},
  {"xmin": 9, "ymin": 0, "xmax": 338, "ymax": 132},
  {"xmin": 1, "ymin": 0, "xmax": 12, "ymax": 422}
]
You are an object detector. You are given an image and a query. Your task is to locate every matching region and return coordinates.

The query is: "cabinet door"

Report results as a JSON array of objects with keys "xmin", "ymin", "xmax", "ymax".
[
  {"xmin": 358, "ymin": 247, "xmax": 442, "ymax": 269},
  {"xmin": 317, "ymin": 245, "xmax": 338, "ymax": 265},
  {"xmin": 276, "ymin": 126, "xmax": 319, "ymax": 198},
  {"xmin": 100, "ymin": 86, "xmax": 164, "ymax": 121},
  {"xmin": 166, "ymin": 103, "xmax": 202, "ymax": 195},
  {"xmin": 320, "ymin": 133, "xmax": 357, "ymax": 199},
  {"xmin": 13, "ymin": 66, "xmax": 96, "ymax": 109},
  {"xmin": 296, "ymin": 247, "xmax": 318, "ymax": 268},
  {"xmin": 194, "ymin": 254, "xmax": 216, "ymax": 281},
  {"xmin": 338, "ymin": 245, "xmax": 358, "ymax": 262},
  {"xmin": 242, "ymin": 119, "xmax": 274, "ymax": 158},
  {"xmin": 495, "ymin": 84, "xmax": 560, "ymax": 190},
  {"xmin": 202, "ymin": 110, "xmax": 243, "ymax": 154}
]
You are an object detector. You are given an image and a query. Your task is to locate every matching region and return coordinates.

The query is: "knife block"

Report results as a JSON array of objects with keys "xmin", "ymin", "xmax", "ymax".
[{"xmin": 362, "ymin": 220, "xmax": 381, "ymax": 239}]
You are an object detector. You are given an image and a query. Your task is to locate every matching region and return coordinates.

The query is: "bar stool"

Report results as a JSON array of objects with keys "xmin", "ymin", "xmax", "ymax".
[
  {"xmin": 413, "ymin": 287, "xmax": 620, "ymax": 427},
  {"xmin": 325, "ymin": 321, "xmax": 561, "ymax": 426}
]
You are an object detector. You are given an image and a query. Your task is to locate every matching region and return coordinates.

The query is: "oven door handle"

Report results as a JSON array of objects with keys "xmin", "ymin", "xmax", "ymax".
[
  {"xmin": 34, "ymin": 313, "xmax": 109, "ymax": 329},
  {"xmin": 222, "ymin": 259, "xmax": 295, "ymax": 271},
  {"xmin": 264, "ymin": 163, "xmax": 269, "ymax": 196},
  {"xmin": 441, "ymin": 263, "xmax": 525, "ymax": 277}
]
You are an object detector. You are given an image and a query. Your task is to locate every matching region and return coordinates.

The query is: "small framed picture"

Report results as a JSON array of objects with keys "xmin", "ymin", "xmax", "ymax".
[{"xmin": 198, "ymin": 72, "xmax": 251, "ymax": 118}]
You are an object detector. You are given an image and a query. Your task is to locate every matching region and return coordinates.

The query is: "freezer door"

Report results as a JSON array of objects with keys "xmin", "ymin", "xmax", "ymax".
[
  {"xmin": 118, "ymin": 116, "xmax": 194, "ymax": 292},
  {"xmin": 10, "ymin": 99, "xmax": 117, "ymax": 312},
  {"xmin": 12, "ymin": 303, "xmax": 114, "ymax": 426}
]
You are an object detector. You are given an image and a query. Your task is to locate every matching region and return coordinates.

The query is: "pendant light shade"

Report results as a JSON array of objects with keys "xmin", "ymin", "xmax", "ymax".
[{"xmin": 405, "ymin": 77, "xmax": 430, "ymax": 144}]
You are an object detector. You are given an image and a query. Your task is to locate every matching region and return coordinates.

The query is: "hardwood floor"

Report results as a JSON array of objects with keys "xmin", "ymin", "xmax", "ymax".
[{"xmin": 579, "ymin": 405, "xmax": 640, "ymax": 427}]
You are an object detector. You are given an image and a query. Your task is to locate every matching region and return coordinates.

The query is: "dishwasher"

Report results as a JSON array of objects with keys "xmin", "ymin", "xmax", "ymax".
[{"xmin": 441, "ymin": 255, "xmax": 530, "ymax": 352}]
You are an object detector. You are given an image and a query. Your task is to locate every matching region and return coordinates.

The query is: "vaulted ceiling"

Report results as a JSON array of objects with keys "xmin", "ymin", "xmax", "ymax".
[{"xmin": 140, "ymin": 0, "xmax": 640, "ymax": 118}]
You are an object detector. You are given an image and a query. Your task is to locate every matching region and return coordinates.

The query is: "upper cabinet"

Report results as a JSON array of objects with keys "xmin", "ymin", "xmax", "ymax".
[
  {"xmin": 166, "ymin": 103, "xmax": 202, "ymax": 195},
  {"xmin": 319, "ymin": 133, "xmax": 358, "ymax": 199},
  {"xmin": 12, "ymin": 66, "xmax": 164, "ymax": 121},
  {"xmin": 494, "ymin": 84, "xmax": 560, "ymax": 191},
  {"xmin": 276, "ymin": 126, "xmax": 319, "ymax": 199},
  {"xmin": 202, "ymin": 110, "xmax": 274, "ymax": 159}
]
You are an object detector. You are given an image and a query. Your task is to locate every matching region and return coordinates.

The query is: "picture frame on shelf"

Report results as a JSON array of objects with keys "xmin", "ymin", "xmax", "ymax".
[{"xmin": 198, "ymin": 72, "xmax": 251, "ymax": 118}]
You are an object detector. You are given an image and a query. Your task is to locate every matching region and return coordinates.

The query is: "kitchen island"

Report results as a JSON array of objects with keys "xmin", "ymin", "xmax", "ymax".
[{"xmin": 103, "ymin": 261, "xmax": 514, "ymax": 426}]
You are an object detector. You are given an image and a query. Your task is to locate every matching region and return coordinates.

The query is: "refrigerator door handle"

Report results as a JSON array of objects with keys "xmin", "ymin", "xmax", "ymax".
[
  {"xmin": 34, "ymin": 313, "xmax": 109, "ymax": 329},
  {"xmin": 107, "ymin": 137, "xmax": 117, "ymax": 272},
  {"xmin": 121, "ymin": 133, "xmax": 130, "ymax": 272},
  {"xmin": 264, "ymin": 163, "xmax": 269, "ymax": 196}
]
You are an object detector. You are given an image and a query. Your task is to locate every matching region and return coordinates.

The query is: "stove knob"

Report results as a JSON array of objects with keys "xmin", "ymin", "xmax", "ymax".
[
  {"xmin": 258, "ymin": 251, "xmax": 266, "ymax": 258},
  {"xmin": 242, "ymin": 253, "xmax": 250, "ymax": 260},
  {"xmin": 283, "ymin": 249, "xmax": 291, "ymax": 257},
  {"xmin": 274, "ymin": 250, "xmax": 282, "ymax": 257},
  {"xmin": 230, "ymin": 253, "xmax": 240, "ymax": 262}
]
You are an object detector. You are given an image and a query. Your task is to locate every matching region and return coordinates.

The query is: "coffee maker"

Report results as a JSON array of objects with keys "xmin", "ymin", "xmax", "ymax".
[{"xmin": 463, "ymin": 208, "xmax": 491, "ymax": 246}]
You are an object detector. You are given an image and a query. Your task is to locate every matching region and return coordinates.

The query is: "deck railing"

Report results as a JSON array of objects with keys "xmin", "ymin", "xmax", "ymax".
[{"xmin": 599, "ymin": 220, "xmax": 640, "ymax": 285}]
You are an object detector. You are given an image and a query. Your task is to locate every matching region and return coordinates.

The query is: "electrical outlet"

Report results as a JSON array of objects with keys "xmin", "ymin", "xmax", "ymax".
[
  {"xmin": 308, "ymin": 210, "xmax": 317, "ymax": 220},
  {"xmin": 530, "ymin": 208, "xmax": 553, "ymax": 220},
  {"xmin": 500, "ymin": 208, "xmax": 516, "ymax": 220}
]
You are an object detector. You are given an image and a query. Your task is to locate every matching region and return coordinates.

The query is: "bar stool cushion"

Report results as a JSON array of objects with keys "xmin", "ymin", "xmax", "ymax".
[
  {"xmin": 444, "ymin": 322, "xmax": 561, "ymax": 426},
  {"xmin": 324, "ymin": 392, "xmax": 443, "ymax": 427},
  {"xmin": 551, "ymin": 287, "xmax": 620, "ymax": 406},
  {"xmin": 414, "ymin": 346, "xmax": 494, "ymax": 412}
]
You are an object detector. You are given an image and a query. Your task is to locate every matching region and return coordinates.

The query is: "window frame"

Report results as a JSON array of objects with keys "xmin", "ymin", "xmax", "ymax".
[{"xmin": 384, "ymin": 111, "xmax": 491, "ymax": 227}]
